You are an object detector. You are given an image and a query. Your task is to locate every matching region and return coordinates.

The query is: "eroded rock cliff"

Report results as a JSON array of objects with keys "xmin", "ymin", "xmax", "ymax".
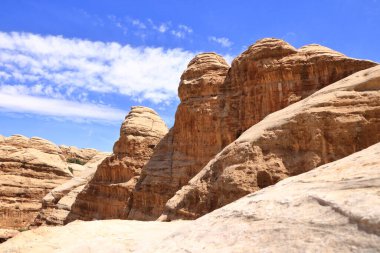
[
  {"xmin": 0, "ymin": 135, "xmax": 72, "ymax": 230},
  {"xmin": 128, "ymin": 38, "xmax": 376, "ymax": 220},
  {"xmin": 161, "ymin": 65, "xmax": 380, "ymax": 220},
  {"xmin": 66, "ymin": 106, "xmax": 168, "ymax": 221}
]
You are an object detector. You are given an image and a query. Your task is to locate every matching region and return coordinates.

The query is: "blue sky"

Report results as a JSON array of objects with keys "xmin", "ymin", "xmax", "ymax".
[{"xmin": 0, "ymin": 0, "xmax": 379, "ymax": 151}]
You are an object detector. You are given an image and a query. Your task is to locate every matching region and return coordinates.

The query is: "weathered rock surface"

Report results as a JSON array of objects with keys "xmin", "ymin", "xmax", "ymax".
[
  {"xmin": 129, "ymin": 38, "xmax": 377, "ymax": 220},
  {"xmin": 66, "ymin": 106, "xmax": 168, "ymax": 221},
  {"xmin": 2, "ymin": 142, "xmax": 379, "ymax": 252},
  {"xmin": 0, "ymin": 219, "xmax": 186, "ymax": 252},
  {"xmin": 0, "ymin": 229, "xmax": 19, "ymax": 244},
  {"xmin": 149, "ymin": 142, "xmax": 380, "ymax": 252},
  {"xmin": 0, "ymin": 135, "xmax": 72, "ymax": 230},
  {"xmin": 128, "ymin": 53, "xmax": 230, "ymax": 220},
  {"xmin": 60, "ymin": 145, "xmax": 100, "ymax": 164},
  {"xmin": 33, "ymin": 153, "xmax": 110, "ymax": 226},
  {"xmin": 161, "ymin": 65, "xmax": 380, "ymax": 220}
]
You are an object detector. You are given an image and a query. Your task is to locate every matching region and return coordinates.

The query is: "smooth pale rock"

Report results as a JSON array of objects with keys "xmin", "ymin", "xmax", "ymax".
[
  {"xmin": 66, "ymin": 106, "xmax": 168, "ymax": 222},
  {"xmin": 161, "ymin": 65, "xmax": 380, "ymax": 220},
  {"xmin": 0, "ymin": 135, "xmax": 72, "ymax": 230},
  {"xmin": 128, "ymin": 38, "xmax": 377, "ymax": 220},
  {"xmin": 148, "ymin": 142, "xmax": 380, "ymax": 252},
  {"xmin": 0, "ymin": 220, "xmax": 186, "ymax": 252}
]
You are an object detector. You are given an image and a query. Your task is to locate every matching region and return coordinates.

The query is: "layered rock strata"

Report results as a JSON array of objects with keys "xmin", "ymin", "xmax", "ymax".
[
  {"xmin": 2, "ymin": 142, "xmax": 379, "ymax": 252},
  {"xmin": 33, "ymin": 153, "xmax": 109, "ymax": 226},
  {"xmin": 0, "ymin": 135, "xmax": 72, "ymax": 229},
  {"xmin": 161, "ymin": 65, "xmax": 380, "ymax": 220},
  {"xmin": 128, "ymin": 38, "xmax": 376, "ymax": 220},
  {"xmin": 67, "ymin": 106, "xmax": 168, "ymax": 221}
]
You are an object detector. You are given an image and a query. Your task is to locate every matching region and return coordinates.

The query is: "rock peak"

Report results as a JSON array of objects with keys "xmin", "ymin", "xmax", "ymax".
[{"xmin": 243, "ymin": 37, "xmax": 297, "ymax": 60}]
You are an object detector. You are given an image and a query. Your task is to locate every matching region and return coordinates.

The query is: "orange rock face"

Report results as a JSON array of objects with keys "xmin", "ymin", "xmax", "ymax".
[
  {"xmin": 127, "ymin": 38, "xmax": 376, "ymax": 220},
  {"xmin": 66, "ymin": 106, "xmax": 168, "ymax": 221},
  {"xmin": 0, "ymin": 135, "xmax": 72, "ymax": 230},
  {"xmin": 161, "ymin": 65, "xmax": 380, "ymax": 220}
]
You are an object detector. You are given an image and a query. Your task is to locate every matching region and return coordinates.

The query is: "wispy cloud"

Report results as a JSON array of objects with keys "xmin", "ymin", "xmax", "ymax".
[
  {"xmin": 0, "ymin": 31, "xmax": 196, "ymax": 121},
  {"xmin": 209, "ymin": 36, "xmax": 233, "ymax": 47},
  {"xmin": 0, "ymin": 86, "xmax": 125, "ymax": 122}
]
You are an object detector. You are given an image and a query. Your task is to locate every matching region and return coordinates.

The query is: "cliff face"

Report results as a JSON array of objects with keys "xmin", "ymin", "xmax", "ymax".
[
  {"xmin": 0, "ymin": 135, "xmax": 72, "ymax": 230},
  {"xmin": 161, "ymin": 65, "xmax": 380, "ymax": 220},
  {"xmin": 66, "ymin": 106, "xmax": 168, "ymax": 221},
  {"xmin": 128, "ymin": 54, "xmax": 229, "ymax": 220},
  {"xmin": 127, "ymin": 38, "xmax": 377, "ymax": 220}
]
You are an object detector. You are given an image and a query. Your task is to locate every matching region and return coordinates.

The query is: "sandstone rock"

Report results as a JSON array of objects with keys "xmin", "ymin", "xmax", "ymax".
[
  {"xmin": 59, "ymin": 145, "xmax": 100, "ymax": 165},
  {"xmin": 148, "ymin": 142, "xmax": 380, "ymax": 252},
  {"xmin": 0, "ymin": 219, "xmax": 186, "ymax": 252},
  {"xmin": 0, "ymin": 229, "xmax": 19, "ymax": 244},
  {"xmin": 128, "ymin": 53, "xmax": 230, "ymax": 220},
  {"xmin": 66, "ymin": 106, "xmax": 168, "ymax": 221},
  {"xmin": 0, "ymin": 135, "xmax": 72, "ymax": 230},
  {"xmin": 1, "ymin": 142, "xmax": 379, "ymax": 252},
  {"xmin": 129, "ymin": 39, "xmax": 376, "ymax": 220},
  {"xmin": 161, "ymin": 65, "xmax": 380, "ymax": 220},
  {"xmin": 33, "ymin": 152, "xmax": 110, "ymax": 226}
]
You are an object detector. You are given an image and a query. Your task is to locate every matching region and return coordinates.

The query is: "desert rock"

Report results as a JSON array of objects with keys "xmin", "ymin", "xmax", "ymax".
[
  {"xmin": 129, "ymin": 38, "xmax": 376, "ymax": 220},
  {"xmin": 161, "ymin": 65, "xmax": 380, "ymax": 220},
  {"xmin": 149, "ymin": 142, "xmax": 380, "ymax": 252},
  {"xmin": 0, "ymin": 135, "xmax": 72, "ymax": 230},
  {"xmin": 66, "ymin": 106, "xmax": 168, "ymax": 221}
]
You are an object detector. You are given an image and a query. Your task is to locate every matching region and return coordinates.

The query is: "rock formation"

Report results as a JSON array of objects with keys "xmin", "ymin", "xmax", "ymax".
[
  {"xmin": 33, "ymin": 153, "xmax": 109, "ymax": 226},
  {"xmin": 149, "ymin": 142, "xmax": 380, "ymax": 252},
  {"xmin": 128, "ymin": 38, "xmax": 377, "ymax": 220},
  {"xmin": 128, "ymin": 53, "xmax": 230, "ymax": 220},
  {"xmin": 0, "ymin": 135, "xmax": 72, "ymax": 230},
  {"xmin": 2, "ymin": 142, "xmax": 379, "ymax": 252},
  {"xmin": 161, "ymin": 65, "xmax": 380, "ymax": 220},
  {"xmin": 66, "ymin": 106, "xmax": 168, "ymax": 221}
]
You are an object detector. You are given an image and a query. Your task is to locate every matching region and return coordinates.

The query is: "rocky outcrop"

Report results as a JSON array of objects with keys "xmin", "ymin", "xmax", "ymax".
[
  {"xmin": 0, "ymin": 229, "xmax": 19, "ymax": 244},
  {"xmin": 0, "ymin": 135, "xmax": 72, "ymax": 230},
  {"xmin": 33, "ymin": 153, "xmax": 109, "ymax": 226},
  {"xmin": 149, "ymin": 142, "xmax": 380, "ymax": 252},
  {"xmin": 2, "ymin": 142, "xmax": 379, "ymax": 252},
  {"xmin": 60, "ymin": 145, "xmax": 100, "ymax": 164},
  {"xmin": 128, "ymin": 53, "xmax": 230, "ymax": 220},
  {"xmin": 66, "ymin": 106, "xmax": 168, "ymax": 221},
  {"xmin": 161, "ymin": 65, "xmax": 380, "ymax": 220},
  {"xmin": 128, "ymin": 38, "xmax": 376, "ymax": 220}
]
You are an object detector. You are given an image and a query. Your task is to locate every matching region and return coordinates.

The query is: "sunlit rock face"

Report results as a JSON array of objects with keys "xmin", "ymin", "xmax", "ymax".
[
  {"xmin": 161, "ymin": 65, "xmax": 380, "ymax": 220},
  {"xmin": 128, "ymin": 38, "xmax": 376, "ymax": 220},
  {"xmin": 0, "ymin": 135, "xmax": 72, "ymax": 230},
  {"xmin": 66, "ymin": 106, "xmax": 168, "ymax": 221}
]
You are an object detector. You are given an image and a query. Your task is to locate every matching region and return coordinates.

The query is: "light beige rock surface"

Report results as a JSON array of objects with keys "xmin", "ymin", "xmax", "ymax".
[
  {"xmin": 0, "ymin": 219, "xmax": 186, "ymax": 252},
  {"xmin": 161, "ymin": 65, "xmax": 380, "ymax": 220},
  {"xmin": 1, "ymin": 142, "xmax": 379, "ymax": 252},
  {"xmin": 0, "ymin": 229, "xmax": 19, "ymax": 244},
  {"xmin": 128, "ymin": 38, "xmax": 376, "ymax": 220},
  {"xmin": 0, "ymin": 135, "xmax": 72, "ymax": 230},
  {"xmin": 66, "ymin": 106, "xmax": 168, "ymax": 222},
  {"xmin": 148, "ymin": 142, "xmax": 380, "ymax": 252}
]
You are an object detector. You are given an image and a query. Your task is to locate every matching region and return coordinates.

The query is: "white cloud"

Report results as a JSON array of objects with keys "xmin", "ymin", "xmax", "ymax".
[
  {"xmin": 0, "ymin": 32, "xmax": 195, "ymax": 104},
  {"xmin": 178, "ymin": 24, "xmax": 193, "ymax": 33},
  {"xmin": 131, "ymin": 19, "xmax": 146, "ymax": 29},
  {"xmin": 209, "ymin": 36, "xmax": 233, "ymax": 47},
  {"xmin": 0, "ymin": 86, "xmax": 125, "ymax": 122}
]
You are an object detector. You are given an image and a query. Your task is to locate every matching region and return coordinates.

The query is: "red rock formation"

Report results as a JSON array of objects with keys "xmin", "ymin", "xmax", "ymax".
[
  {"xmin": 161, "ymin": 65, "xmax": 380, "ymax": 220},
  {"xmin": 128, "ymin": 38, "xmax": 376, "ymax": 220},
  {"xmin": 66, "ymin": 106, "xmax": 168, "ymax": 221}
]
